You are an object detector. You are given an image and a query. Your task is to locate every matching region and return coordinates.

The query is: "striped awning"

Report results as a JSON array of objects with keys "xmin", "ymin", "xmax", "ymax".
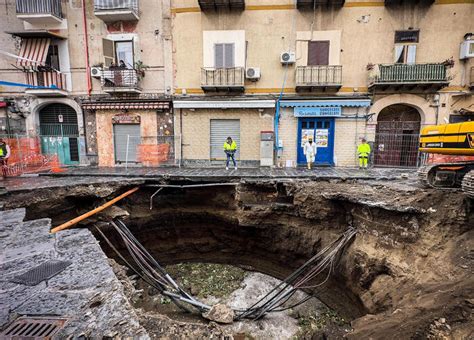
[
  {"xmin": 280, "ymin": 99, "xmax": 371, "ymax": 108},
  {"xmin": 17, "ymin": 38, "xmax": 51, "ymax": 67},
  {"xmin": 82, "ymin": 101, "xmax": 170, "ymax": 110}
]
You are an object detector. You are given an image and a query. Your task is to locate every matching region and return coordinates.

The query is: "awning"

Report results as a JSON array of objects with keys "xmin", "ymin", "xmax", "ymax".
[
  {"xmin": 279, "ymin": 99, "xmax": 371, "ymax": 108},
  {"xmin": 6, "ymin": 30, "xmax": 66, "ymax": 39},
  {"xmin": 17, "ymin": 38, "xmax": 51, "ymax": 67},
  {"xmin": 174, "ymin": 100, "xmax": 275, "ymax": 109},
  {"xmin": 82, "ymin": 101, "xmax": 170, "ymax": 110}
]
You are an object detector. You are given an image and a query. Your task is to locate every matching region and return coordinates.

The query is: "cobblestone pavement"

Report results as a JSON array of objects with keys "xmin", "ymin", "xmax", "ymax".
[
  {"xmin": 0, "ymin": 166, "xmax": 417, "ymax": 193},
  {"xmin": 0, "ymin": 209, "xmax": 148, "ymax": 337}
]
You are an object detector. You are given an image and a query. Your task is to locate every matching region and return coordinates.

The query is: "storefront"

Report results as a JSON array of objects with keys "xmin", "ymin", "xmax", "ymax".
[
  {"xmin": 278, "ymin": 99, "xmax": 371, "ymax": 167},
  {"xmin": 174, "ymin": 99, "xmax": 275, "ymax": 167},
  {"xmin": 81, "ymin": 100, "xmax": 173, "ymax": 167}
]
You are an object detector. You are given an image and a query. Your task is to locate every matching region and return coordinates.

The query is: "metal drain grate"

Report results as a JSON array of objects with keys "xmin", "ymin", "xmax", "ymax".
[
  {"xmin": 10, "ymin": 260, "xmax": 72, "ymax": 286},
  {"xmin": 0, "ymin": 317, "xmax": 67, "ymax": 338}
]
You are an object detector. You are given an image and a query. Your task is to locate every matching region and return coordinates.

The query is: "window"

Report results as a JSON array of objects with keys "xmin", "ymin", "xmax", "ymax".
[
  {"xmin": 102, "ymin": 39, "xmax": 134, "ymax": 68},
  {"xmin": 394, "ymin": 44, "xmax": 416, "ymax": 64},
  {"xmin": 394, "ymin": 30, "xmax": 418, "ymax": 64},
  {"xmin": 214, "ymin": 43, "xmax": 235, "ymax": 68},
  {"xmin": 45, "ymin": 44, "xmax": 60, "ymax": 70},
  {"xmin": 308, "ymin": 41, "xmax": 329, "ymax": 66},
  {"xmin": 115, "ymin": 41, "xmax": 134, "ymax": 69}
]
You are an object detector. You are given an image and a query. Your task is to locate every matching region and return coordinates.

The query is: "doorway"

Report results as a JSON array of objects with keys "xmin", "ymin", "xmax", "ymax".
[{"xmin": 297, "ymin": 117, "xmax": 335, "ymax": 166}]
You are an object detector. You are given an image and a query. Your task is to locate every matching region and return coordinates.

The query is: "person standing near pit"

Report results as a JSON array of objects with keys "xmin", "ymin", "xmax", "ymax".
[
  {"xmin": 0, "ymin": 138, "xmax": 11, "ymax": 178},
  {"xmin": 223, "ymin": 136, "xmax": 238, "ymax": 170},
  {"xmin": 303, "ymin": 137, "xmax": 317, "ymax": 170},
  {"xmin": 357, "ymin": 138, "xmax": 371, "ymax": 169}
]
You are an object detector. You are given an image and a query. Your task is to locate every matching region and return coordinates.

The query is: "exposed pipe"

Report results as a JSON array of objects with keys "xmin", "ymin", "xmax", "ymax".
[{"xmin": 81, "ymin": 0, "xmax": 92, "ymax": 95}]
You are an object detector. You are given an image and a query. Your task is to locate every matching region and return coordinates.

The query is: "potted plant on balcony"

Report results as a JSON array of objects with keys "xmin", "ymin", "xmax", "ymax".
[
  {"xmin": 442, "ymin": 57, "xmax": 455, "ymax": 68},
  {"xmin": 134, "ymin": 60, "xmax": 149, "ymax": 80}
]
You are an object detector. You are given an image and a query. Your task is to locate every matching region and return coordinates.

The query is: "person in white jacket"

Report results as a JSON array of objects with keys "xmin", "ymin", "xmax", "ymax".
[{"xmin": 303, "ymin": 137, "xmax": 317, "ymax": 170}]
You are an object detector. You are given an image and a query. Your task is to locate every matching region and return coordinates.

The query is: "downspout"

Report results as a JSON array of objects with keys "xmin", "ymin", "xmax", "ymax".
[
  {"xmin": 81, "ymin": 0, "xmax": 91, "ymax": 95},
  {"xmin": 180, "ymin": 108, "xmax": 183, "ymax": 167}
]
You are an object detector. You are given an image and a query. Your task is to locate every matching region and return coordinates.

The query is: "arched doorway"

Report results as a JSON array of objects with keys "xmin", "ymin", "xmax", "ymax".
[
  {"xmin": 374, "ymin": 104, "xmax": 421, "ymax": 167},
  {"xmin": 39, "ymin": 103, "xmax": 80, "ymax": 165}
]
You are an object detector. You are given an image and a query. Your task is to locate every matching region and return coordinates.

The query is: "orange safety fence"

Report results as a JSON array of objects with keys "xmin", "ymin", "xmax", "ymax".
[
  {"xmin": 1, "ymin": 137, "xmax": 64, "ymax": 177},
  {"xmin": 136, "ymin": 143, "xmax": 171, "ymax": 166}
]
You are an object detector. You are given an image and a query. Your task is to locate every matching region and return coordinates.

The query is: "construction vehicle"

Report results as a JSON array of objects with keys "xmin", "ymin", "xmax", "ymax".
[{"xmin": 418, "ymin": 121, "xmax": 474, "ymax": 198}]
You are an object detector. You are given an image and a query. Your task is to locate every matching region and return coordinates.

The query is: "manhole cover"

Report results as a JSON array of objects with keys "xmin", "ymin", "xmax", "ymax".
[
  {"xmin": 0, "ymin": 316, "xmax": 67, "ymax": 339},
  {"xmin": 10, "ymin": 260, "xmax": 72, "ymax": 286}
]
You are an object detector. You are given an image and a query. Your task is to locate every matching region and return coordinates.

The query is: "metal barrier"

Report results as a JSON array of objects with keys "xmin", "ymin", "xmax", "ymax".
[
  {"xmin": 101, "ymin": 69, "xmax": 140, "ymax": 89},
  {"xmin": 373, "ymin": 132, "xmax": 420, "ymax": 167}
]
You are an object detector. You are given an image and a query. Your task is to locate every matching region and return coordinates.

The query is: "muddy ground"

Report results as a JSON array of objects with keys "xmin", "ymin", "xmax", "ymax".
[{"xmin": 1, "ymin": 177, "xmax": 473, "ymax": 339}]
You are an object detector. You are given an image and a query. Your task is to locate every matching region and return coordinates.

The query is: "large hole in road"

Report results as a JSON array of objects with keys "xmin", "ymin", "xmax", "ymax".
[{"xmin": 10, "ymin": 178, "xmax": 473, "ymax": 339}]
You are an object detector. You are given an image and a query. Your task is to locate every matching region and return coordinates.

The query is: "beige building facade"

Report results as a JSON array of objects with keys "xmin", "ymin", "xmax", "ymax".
[
  {"xmin": 172, "ymin": 0, "xmax": 474, "ymax": 167},
  {"xmin": 0, "ymin": 0, "xmax": 174, "ymax": 167}
]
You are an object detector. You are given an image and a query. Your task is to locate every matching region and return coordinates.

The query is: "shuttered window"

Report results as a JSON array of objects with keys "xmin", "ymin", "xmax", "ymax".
[
  {"xmin": 113, "ymin": 124, "xmax": 141, "ymax": 163},
  {"xmin": 308, "ymin": 41, "xmax": 329, "ymax": 66},
  {"xmin": 214, "ymin": 43, "xmax": 235, "ymax": 68}
]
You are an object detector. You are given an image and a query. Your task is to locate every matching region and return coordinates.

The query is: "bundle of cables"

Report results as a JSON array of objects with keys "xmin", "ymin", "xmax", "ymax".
[{"xmin": 96, "ymin": 219, "xmax": 356, "ymax": 320}]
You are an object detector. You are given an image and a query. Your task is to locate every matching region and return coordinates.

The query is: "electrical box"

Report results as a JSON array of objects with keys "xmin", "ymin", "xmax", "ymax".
[{"xmin": 260, "ymin": 131, "xmax": 274, "ymax": 166}]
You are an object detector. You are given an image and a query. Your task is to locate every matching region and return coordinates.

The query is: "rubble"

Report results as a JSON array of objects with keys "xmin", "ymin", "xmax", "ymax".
[{"xmin": 202, "ymin": 304, "xmax": 235, "ymax": 324}]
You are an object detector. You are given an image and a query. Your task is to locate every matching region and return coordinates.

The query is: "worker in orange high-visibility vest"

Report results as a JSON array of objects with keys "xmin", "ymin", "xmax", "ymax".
[{"xmin": 357, "ymin": 138, "xmax": 371, "ymax": 169}]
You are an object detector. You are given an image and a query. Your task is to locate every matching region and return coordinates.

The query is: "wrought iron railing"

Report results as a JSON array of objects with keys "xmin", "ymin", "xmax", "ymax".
[
  {"xmin": 16, "ymin": 0, "xmax": 63, "ymax": 18},
  {"xmin": 39, "ymin": 124, "xmax": 79, "ymax": 137},
  {"xmin": 94, "ymin": 0, "xmax": 139, "ymax": 14},
  {"xmin": 201, "ymin": 67, "xmax": 245, "ymax": 87},
  {"xmin": 25, "ymin": 70, "xmax": 67, "ymax": 90},
  {"xmin": 101, "ymin": 69, "xmax": 140, "ymax": 89},
  {"xmin": 369, "ymin": 63, "xmax": 448, "ymax": 84},
  {"xmin": 296, "ymin": 65, "xmax": 342, "ymax": 86}
]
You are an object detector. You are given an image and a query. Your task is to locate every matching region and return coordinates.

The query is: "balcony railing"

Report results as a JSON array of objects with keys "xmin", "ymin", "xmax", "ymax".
[
  {"xmin": 297, "ymin": 0, "xmax": 345, "ymax": 9},
  {"xmin": 201, "ymin": 67, "xmax": 245, "ymax": 92},
  {"xmin": 369, "ymin": 63, "xmax": 449, "ymax": 90},
  {"xmin": 198, "ymin": 0, "xmax": 245, "ymax": 11},
  {"xmin": 16, "ymin": 0, "xmax": 63, "ymax": 20},
  {"xmin": 296, "ymin": 65, "xmax": 342, "ymax": 91},
  {"xmin": 25, "ymin": 70, "xmax": 67, "ymax": 91},
  {"xmin": 101, "ymin": 69, "xmax": 141, "ymax": 93},
  {"xmin": 94, "ymin": 0, "xmax": 139, "ymax": 21},
  {"xmin": 385, "ymin": 0, "xmax": 434, "ymax": 5}
]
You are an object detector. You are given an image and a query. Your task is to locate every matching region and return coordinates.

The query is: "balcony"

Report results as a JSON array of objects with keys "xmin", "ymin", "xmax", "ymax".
[
  {"xmin": 16, "ymin": 0, "xmax": 63, "ymax": 25},
  {"xmin": 296, "ymin": 65, "xmax": 342, "ymax": 92},
  {"xmin": 24, "ymin": 70, "xmax": 68, "ymax": 97},
  {"xmin": 297, "ymin": 0, "xmax": 345, "ymax": 9},
  {"xmin": 94, "ymin": 0, "xmax": 139, "ymax": 22},
  {"xmin": 368, "ymin": 63, "xmax": 449, "ymax": 92},
  {"xmin": 101, "ymin": 69, "xmax": 141, "ymax": 94},
  {"xmin": 201, "ymin": 67, "xmax": 245, "ymax": 93},
  {"xmin": 385, "ymin": 0, "xmax": 434, "ymax": 5},
  {"xmin": 198, "ymin": 0, "xmax": 245, "ymax": 11}
]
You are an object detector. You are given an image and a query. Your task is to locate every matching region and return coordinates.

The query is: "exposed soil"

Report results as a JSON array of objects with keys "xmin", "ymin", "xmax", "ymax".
[{"xmin": 3, "ymin": 177, "xmax": 473, "ymax": 339}]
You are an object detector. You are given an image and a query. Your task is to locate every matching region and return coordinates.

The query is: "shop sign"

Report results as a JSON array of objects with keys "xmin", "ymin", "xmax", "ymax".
[
  {"xmin": 112, "ymin": 114, "xmax": 141, "ymax": 124},
  {"xmin": 294, "ymin": 107, "xmax": 341, "ymax": 117},
  {"xmin": 301, "ymin": 129, "xmax": 314, "ymax": 147},
  {"xmin": 315, "ymin": 129, "xmax": 329, "ymax": 148}
]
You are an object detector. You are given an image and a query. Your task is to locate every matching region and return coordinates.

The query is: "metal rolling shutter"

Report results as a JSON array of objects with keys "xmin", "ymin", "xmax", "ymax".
[
  {"xmin": 210, "ymin": 119, "xmax": 240, "ymax": 160},
  {"xmin": 113, "ymin": 124, "xmax": 140, "ymax": 163}
]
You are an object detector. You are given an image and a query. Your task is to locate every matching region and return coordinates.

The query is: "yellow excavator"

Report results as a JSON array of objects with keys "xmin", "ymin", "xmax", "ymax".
[{"xmin": 418, "ymin": 121, "xmax": 474, "ymax": 198}]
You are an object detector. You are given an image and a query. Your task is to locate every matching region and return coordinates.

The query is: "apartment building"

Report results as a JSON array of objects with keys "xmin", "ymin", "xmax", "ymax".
[
  {"xmin": 172, "ymin": 0, "xmax": 474, "ymax": 167},
  {"xmin": 0, "ymin": 0, "xmax": 174, "ymax": 166}
]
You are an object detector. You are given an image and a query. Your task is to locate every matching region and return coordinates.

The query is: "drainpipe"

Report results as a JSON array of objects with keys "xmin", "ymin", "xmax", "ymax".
[
  {"xmin": 81, "ymin": 0, "xmax": 91, "ymax": 95},
  {"xmin": 180, "ymin": 108, "xmax": 183, "ymax": 167}
]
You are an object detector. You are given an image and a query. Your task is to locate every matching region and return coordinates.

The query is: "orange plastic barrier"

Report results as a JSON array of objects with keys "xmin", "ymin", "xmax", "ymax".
[
  {"xmin": 1, "ymin": 137, "xmax": 64, "ymax": 176},
  {"xmin": 137, "ymin": 144, "xmax": 170, "ymax": 166}
]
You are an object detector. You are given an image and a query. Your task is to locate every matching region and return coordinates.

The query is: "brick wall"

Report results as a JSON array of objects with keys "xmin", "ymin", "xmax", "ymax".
[{"xmin": 177, "ymin": 108, "xmax": 273, "ymax": 161}]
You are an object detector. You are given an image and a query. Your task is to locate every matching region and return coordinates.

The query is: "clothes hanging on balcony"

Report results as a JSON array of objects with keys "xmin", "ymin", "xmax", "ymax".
[{"xmin": 16, "ymin": 38, "xmax": 51, "ymax": 69}]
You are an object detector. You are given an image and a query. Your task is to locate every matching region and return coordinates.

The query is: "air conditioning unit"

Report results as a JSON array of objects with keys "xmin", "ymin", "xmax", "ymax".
[
  {"xmin": 280, "ymin": 51, "xmax": 296, "ymax": 64},
  {"xmin": 460, "ymin": 40, "xmax": 474, "ymax": 59},
  {"xmin": 246, "ymin": 67, "xmax": 261, "ymax": 81},
  {"xmin": 90, "ymin": 67, "xmax": 102, "ymax": 78}
]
